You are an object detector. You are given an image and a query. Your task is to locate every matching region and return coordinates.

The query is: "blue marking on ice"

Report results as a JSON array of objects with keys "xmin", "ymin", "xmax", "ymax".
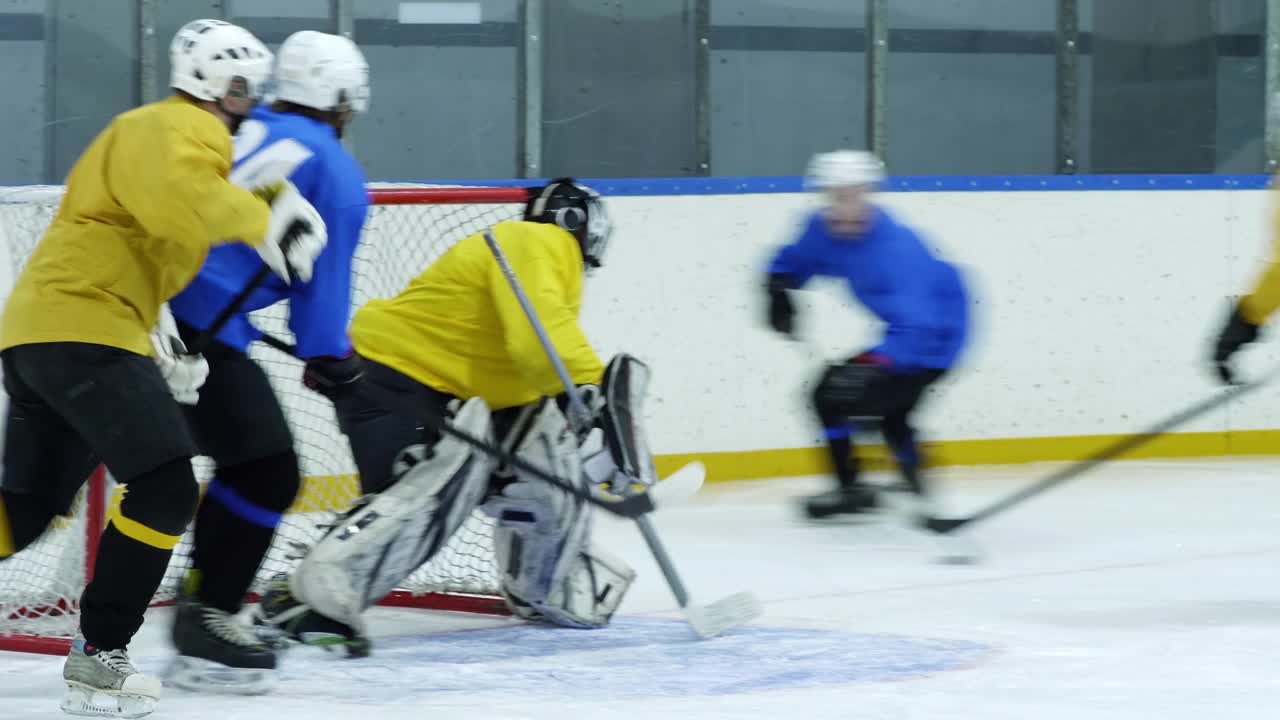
[{"xmin": 269, "ymin": 617, "xmax": 992, "ymax": 703}]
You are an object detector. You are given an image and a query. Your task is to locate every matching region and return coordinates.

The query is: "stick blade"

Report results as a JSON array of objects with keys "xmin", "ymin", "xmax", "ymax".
[
  {"xmin": 923, "ymin": 516, "xmax": 967, "ymax": 534},
  {"xmin": 648, "ymin": 461, "xmax": 706, "ymax": 509},
  {"xmin": 684, "ymin": 590, "xmax": 762, "ymax": 639}
]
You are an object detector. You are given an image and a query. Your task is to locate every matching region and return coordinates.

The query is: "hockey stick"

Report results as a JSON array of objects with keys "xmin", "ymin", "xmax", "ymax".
[
  {"xmin": 923, "ymin": 365, "xmax": 1280, "ymax": 535},
  {"xmin": 257, "ymin": 332, "xmax": 297, "ymax": 356},
  {"xmin": 186, "ymin": 266, "xmax": 274, "ymax": 355},
  {"xmin": 191, "ymin": 218, "xmax": 318, "ymax": 355},
  {"xmin": 250, "ymin": 329, "xmax": 699, "ymax": 520},
  {"xmin": 482, "ymin": 229, "xmax": 761, "ymax": 638}
]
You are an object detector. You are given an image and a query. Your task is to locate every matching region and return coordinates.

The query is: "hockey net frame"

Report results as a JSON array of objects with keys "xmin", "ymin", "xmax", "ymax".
[{"xmin": 0, "ymin": 185, "xmax": 531, "ymax": 656}]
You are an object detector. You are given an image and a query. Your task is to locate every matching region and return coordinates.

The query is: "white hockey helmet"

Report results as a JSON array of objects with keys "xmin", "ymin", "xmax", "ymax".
[
  {"xmin": 273, "ymin": 31, "xmax": 371, "ymax": 114},
  {"xmin": 170, "ymin": 19, "xmax": 272, "ymax": 102},
  {"xmin": 805, "ymin": 150, "xmax": 885, "ymax": 191}
]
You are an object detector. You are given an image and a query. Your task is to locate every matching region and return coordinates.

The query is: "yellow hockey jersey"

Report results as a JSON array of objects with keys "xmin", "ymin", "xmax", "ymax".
[
  {"xmin": 1239, "ymin": 184, "xmax": 1280, "ymax": 325},
  {"xmin": 350, "ymin": 220, "xmax": 605, "ymax": 409},
  {"xmin": 1, "ymin": 95, "xmax": 272, "ymax": 356}
]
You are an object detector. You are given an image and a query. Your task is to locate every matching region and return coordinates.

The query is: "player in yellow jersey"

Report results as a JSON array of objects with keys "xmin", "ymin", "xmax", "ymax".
[
  {"xmin": 1212, "ymin": 189, "xmax": 1280, "ymax": 383},
  {"xmin": 257, "ymin": 179, "xmax": 649, "ymax": 655},
  {"xmin": 0, "ymin": 20, "xmax": 327, "ymax": 718}
]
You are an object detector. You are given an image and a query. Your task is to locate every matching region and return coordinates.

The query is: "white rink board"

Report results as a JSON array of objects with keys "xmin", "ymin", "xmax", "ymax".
[
  {"xmin": 2, "ymin": 185, "xmax": 1276, "ymax": 458},
  {"xmin": 579, "ymin": 188, "xmax": 1280, "ymax": 454}
]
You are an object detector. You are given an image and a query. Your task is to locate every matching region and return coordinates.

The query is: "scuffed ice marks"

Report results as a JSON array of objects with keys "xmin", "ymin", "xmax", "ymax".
[{"xmin": 269, "ymin": 617, "xmax": 991, "ymax": 703}]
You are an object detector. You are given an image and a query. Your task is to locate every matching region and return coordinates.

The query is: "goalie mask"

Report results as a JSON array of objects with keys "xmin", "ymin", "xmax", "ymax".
[{"xmin": 524, "ymin": 178, "xmax": 613, "ymax": 270}]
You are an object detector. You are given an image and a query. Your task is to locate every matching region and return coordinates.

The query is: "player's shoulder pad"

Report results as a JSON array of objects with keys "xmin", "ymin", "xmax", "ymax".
[
  {"xmin": 270, "ymin": 112, "xmax": 368, "ymax": 207},
  {"xmin": 142, "ymin": 96, "xmax": 231, "ymax": 151}
]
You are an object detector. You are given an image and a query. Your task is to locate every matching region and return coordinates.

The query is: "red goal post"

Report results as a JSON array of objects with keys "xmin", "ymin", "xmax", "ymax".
[{"xmin": 0, "ymin": 184, "xmax": 532, "ymax": 656}]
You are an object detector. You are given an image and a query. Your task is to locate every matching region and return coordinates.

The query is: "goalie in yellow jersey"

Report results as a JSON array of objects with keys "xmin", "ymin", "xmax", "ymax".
[
  {"xmin": 0, "ymin": 19, "xmax": 327, "ymax": 718},
  {"xmin": 256, "ymin": 179, "xmax": 648, "ymax": 656}
]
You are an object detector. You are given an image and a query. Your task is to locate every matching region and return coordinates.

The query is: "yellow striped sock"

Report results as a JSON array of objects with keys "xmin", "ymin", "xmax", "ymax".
[{"xmin": 109, "ymin": 514, "xmax": 182, "ymax": 551}]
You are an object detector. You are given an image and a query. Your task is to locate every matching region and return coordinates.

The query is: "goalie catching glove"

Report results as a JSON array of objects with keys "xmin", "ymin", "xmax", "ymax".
[
  {"xmin": 151, "ymin": 303, "xmax": 208, "ymax": 405},
  {"xmin": 254, "ymin": 179, "xmax": 327, "ymax": 284}
]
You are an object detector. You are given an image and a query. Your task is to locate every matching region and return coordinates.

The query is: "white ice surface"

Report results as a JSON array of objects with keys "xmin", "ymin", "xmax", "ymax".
[{"xmin": 5, "ymin": 459, "xmax": 1280, "ymax": 719}]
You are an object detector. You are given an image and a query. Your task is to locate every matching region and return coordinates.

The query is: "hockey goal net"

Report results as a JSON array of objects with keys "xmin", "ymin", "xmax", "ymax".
[{"xmin": 0, "ymin": 184, "xmax": 530, "ymax": 655}]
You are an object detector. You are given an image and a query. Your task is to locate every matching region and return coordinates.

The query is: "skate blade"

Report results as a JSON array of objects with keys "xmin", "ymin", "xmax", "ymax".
[
  {"xmin": 165, "ymin": 655, "xmax": 274, "ymax": 696},
  {"xmin": 61, "ymin": 683, "xmax": 158, "ymax": 719}
]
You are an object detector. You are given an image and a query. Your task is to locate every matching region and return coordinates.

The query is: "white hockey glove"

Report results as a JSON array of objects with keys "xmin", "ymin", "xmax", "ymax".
[
  {"xmin": 256, "ymin": 180, "xmax": 327, "ymax": 284},
  {"xmin": 151, "ymin": 303, "xmax": 208, "ymax": 405}
]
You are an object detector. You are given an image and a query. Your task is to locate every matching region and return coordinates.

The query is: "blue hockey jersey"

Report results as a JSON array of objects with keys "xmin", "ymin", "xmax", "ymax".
[
  {"xmin": 170, "ymin": 106, "xmax": 369, "ymax": 359},
  {"xmin": 768, "ymin": 207, "xmax": 969, "ymax": 371}
]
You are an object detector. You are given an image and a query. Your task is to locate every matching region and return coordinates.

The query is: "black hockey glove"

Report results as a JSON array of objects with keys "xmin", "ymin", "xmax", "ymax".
[
  {"xmin": 303, "ymin": 353, "xmax": 365, "ymax": 399},
  {"xmin": 1213, "ymin": 303, "xmax": 1261, "ymax": 385},
  {"xmin": 766, "ymin": 273, "xmax": 797, "ymax": 337}
]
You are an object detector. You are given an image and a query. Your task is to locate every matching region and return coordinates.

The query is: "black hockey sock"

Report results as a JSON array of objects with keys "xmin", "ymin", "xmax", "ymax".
[
  {"xmin": 822, "ymin": 426, "xmax": 859, "ymax": 489},
  {"xmin": 191, "ymin": 452, "xmax": 300, "ymax": 613},
  {"xmin": 80, "ymin": 524, "xmax": 174, "ymax": 650},
  {"xmin": 80, "ymin": 458, "xmax": 198, "ymax": 650},
  {"xmin": 882, "ymin": 414, "xmax": 925, "ymax": 492}
]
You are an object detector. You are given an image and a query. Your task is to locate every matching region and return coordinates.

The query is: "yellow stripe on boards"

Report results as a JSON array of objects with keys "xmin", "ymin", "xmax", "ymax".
[
  {"xmin": 110, "ymin": 514, "xmax": 182, "ymax": 550},
  {"xmin": 0, "ymin": 495, "xmax": 13, "ymax": 557},
  {"xmin": 653, "ymin": 429, "xmax": 1280, "ymax": 483}
]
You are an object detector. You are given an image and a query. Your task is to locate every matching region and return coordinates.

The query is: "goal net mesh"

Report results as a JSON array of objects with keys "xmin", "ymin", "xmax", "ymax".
[{"xmin": 0, "ymin": 184, "xmax": 525, "ymax": 644}]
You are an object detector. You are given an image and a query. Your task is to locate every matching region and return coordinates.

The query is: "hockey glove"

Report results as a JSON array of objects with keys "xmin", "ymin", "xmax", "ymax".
[
  {"xmin": 303, "ymin": 353, "xmax": 364, "ymax": 400},
  {"xmin": 151, "ymin": 304, "xmax": 209, "ymax": 405},
  {"xmin": 256, "ymin": 180, "xmax": 327, "ymax": 284},
  {"xmin": 766, "ymin": 273, "xmax": 797, "ymax": 337},
  {"xmin": 1213, "ymin": 303, "xmax": 1261, "ymax": 385}
]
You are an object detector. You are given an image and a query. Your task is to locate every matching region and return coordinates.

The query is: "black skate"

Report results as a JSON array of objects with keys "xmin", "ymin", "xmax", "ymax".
[
  {"xmin": 802, "ymin": 483, "xmax": 881, "ymax": 519},
  {"xmin": 168, "ymin": 592, "xmax": 276, "ymax": 695},
  {"xmin": 254, "ymin": 573, "xmax": 371, "ymax": 658}
]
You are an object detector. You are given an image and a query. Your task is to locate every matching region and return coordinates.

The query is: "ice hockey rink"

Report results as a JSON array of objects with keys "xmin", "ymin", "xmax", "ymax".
[{"xmin": 4, "ymin": 458, "xmax": 1279, "ymax": 720}]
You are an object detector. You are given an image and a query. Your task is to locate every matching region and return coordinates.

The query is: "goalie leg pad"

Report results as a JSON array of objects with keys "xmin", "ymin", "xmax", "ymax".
[
  {"xmin": 291, "ymin": 396, "xmax": 496, "ymax": 626},
  {"xmin": 483, "ymin": 398, "xmax": 635, "ymax": 627},
  {"xmin": 502, "ymin": 546, "xmax": 635, "ymax": 628}
]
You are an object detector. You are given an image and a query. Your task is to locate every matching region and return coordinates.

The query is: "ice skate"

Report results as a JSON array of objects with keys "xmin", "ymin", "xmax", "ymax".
[
  {"xmin": 802, "ymin": 483, "xmax": 881, "ymax": 519},
  {"xmin": 255, "ymin": 573, "xmax": 371, "ymax": 658},
  {"xmin": 61, "ymin": 636, "xmax": 161, "ymax": 718},
  {"xmin": 168, "ymin": 592, "xmax": 276, "ymax": 695}
]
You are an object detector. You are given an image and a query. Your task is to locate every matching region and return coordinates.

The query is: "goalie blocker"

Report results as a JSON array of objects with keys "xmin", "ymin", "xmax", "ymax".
[{"xmin": 258, "ymin": 354, "xmax": 652, "ymax": 651}]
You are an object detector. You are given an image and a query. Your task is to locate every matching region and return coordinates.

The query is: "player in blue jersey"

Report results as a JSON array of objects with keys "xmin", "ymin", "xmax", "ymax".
[
  {"xmin": 164, "ymin": 30, "xmax": 371, "ymax": 692},
  {"xmin": 764, "ymin": 151, "xmax": 970, "ymax": 520}
]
